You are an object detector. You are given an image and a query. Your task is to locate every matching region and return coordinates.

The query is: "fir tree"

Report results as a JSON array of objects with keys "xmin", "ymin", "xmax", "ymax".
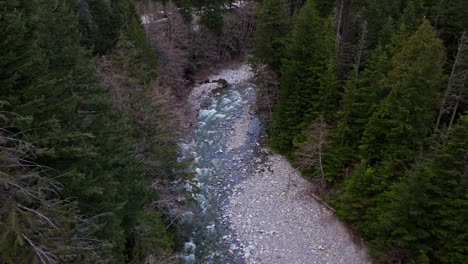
[
  {"xmin": 175, "ymin": 0, "xmax": 193, "ymax": 23},
  {"xmin": 103, "ymin": 22, "xmax": 179, "ymax": 261},
  {"xmin": 200, "ymin": 0, "xmax": 224, "ymax": 34},
  {"xmin": 269, "ymin": 0, "xmax": 337, "ymax": 153},
  {"xmin": 337, "ymin": 20, "xmax": 446, "ymax": 224},
  {"xmin": 368, "ymin": 115, "xmax": 468, "ymax": 263},
  {"xmin": 322, "ymin": 44, "xmax": 393, "ymax": 184},
  {"xmin": 0, "ymin": 110, "xmax": 109, "ymax": 263},
  {"xmin": 252, "ymin": 0, "xmax": 290, "ymax": 72}
]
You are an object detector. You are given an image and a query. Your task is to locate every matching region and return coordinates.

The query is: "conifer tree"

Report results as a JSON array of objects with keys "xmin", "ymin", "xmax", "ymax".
[
  {"xmin": 269, "ymin": 0, "xmax": 336, "ymax": 153},
  {"xmin": 102, "ymin": 20, "xmax": 179, "ymax": 261},
  {"xmin": 175, "ymin": 0, "xmax": 193, "ymax": 23},
  {"xmin": 87, "ymin": 0, "xmax": 119, "ymax": 54},
  {"xmin": 0, "ymin": 110, "xmax": 109, "ymax": 263},
  {"xmin": 368, "ymin": 115, "xmax": 468, "ymax": 263},
  {"xmin": 322, "ymin": 46, "xmax": 393, "ymax": 183},
  {"xmin": 200, "ymin": 0, "xmax": 224, "ymax": 34},
  {"xmin": 252, "ymin": 0, "xmax": 290, "ymax": 72},
  {"xmin": 2, "ymin": 0, "xmax": 178, "ymax": 261},
  {"xmin": 2, "ymin": 0, "xmax": 159, "ymax": 260},
  {"xmin": 337, "ymin": 20, "xmax": 446, "ymax": 224}
]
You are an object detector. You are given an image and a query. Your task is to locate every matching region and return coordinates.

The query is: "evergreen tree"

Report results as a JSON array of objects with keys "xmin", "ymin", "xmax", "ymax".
[
  {"xmin": 0, "ymin": 1, "xmax": 47, "ymax": 108},
  {"xmin": 368, "ymin": 115, "xmax": 468, "ymax": 263},
  {"xmin": 269, "ymin": 0, "xmax": 337, "ymax": 153},
  {"xmin": 0, "ymin": 110, "xmax": 109, "ymax": 263},
  {"xmin": 200, "ymin": 0, "xmax": 224, "ymax": 34},
  {"xmin": 87, "ymin": 0, "xmax": 119, "ymax": 54},
  {"xmin": 175, "ymin": 0, "xmax": 193, "ymax": 23},
  {"xmin": 337, "ymin": 20, "xmax": 446, "ymax": 224},
  {"xmin": 426, "ymin": 0, "xmax": 468, "ymax": 60},
  {"xmin": 2, "ymin": 0, "xmax": 162, "ymax": 260},
  {"xmin": 103, "ymin": 20, "xmax": 179, "ymax": 261},
  {"xmin": 252, "ymin": 0, "xmax": 290, "ymax": 72},
  {"xmin": 2, "ymin": 0, "xmax": 179, "ymax": 262},
  {"xmin": 322, "ymin": 45, "xmax": 392, "ymax": 184},
  {"xmin": 355, "ymin": 0, "xmax": 426, "ymax": 48}
]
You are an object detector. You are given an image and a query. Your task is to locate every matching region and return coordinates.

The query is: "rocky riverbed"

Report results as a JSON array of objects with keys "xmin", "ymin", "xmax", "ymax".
[{"xmin": 180, "ymin": 63, "xmax": 371, "ymax": 264}]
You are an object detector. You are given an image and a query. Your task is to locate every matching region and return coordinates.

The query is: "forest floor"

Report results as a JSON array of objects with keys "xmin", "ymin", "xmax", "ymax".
[{"xmin": 186, "ymin": 62, "xmax": 371, "ymax": 264}]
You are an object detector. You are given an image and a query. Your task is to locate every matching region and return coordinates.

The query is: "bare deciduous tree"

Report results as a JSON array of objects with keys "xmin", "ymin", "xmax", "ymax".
[
  {"xmin": 433, "ymin": 31, "xmax": 467, "ymax": 141},
  {"xmin": 218, "ymin": 1, "xmax": 256, "ymax": 61},
  {"xmin": 139, "ymin": 1, "xmax": 190, "ymax": 88},
  {"xmin": 293, "ymin": 115, "xmax": 328, "ymax": 186},
  {"xmin": 254, "ymin": 64, "xmax": 280, "ymax": 124}
]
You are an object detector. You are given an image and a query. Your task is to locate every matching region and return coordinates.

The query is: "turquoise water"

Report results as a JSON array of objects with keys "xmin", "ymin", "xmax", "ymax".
[{"xmin": 180, "ymin": 82, "xmax": 260, "ymax": 263}]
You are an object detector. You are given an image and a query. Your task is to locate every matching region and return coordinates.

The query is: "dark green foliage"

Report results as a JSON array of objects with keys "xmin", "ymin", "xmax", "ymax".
[
  {"xmin": 0, "ymin": 3, "xmax": 46, "ymax": 107},
  {"xmin": 128, "ymin": 210, "xmax": 175, "ymax": 261},
  {"xmin": 322, "ymin": 45, "xmax": 392, "ymax": 184},
  {"xmin": 314, "ymin": 0, "xmax": 335, "ymax": 17},
  {"xmin": 110, "ymin": 25, "xmax": 177, "ymax": 178},
  {"xmin": 425, "ymin": 0, "xmax": 468, "ymax": 60},
  {"xmin": 337, "ymin": 20, "xmax": 446, "ymax": 223},
  {"xmin": 252, "ymin": 0, "xmax": 291, "ymax": 72},
  {"xmin": 200, "ymin": 0, "xmax": 224, "ymax": 34},
  {"xmin": 261, "ymin": 0, "xmax": 466, "ymax": 262},
  {"xmin": 0, "ymin": 118, "xmax": 108, "ymax": 263},
  {"xmin": 87, "ymin": 0, "xmax": 119, "ymax": 53},
  {"xmin": 353, "ymin": 0, "xmax": 426, "ymax": 48},
  {"xmin": 72, "ymin": 0, "xmax": 143, "ymax": 54},
  {"xmin": 367, "ymin": 115, "xmax": 468, "ymax": 263},
  {"xmin": 100, "ymin": 21, "xmax": 178, "ymax": 261},
  {"xmin": 1, "ymin": 0, "xmax": 178, "ymax": 262},
  {"xmin": 269, "ymin": 0, "xmax": 337, "ymax": 153},
  {"xmin": 175, "ymin": 0, "xmax": 193, "ymax": 23},
  {"xmin": 360, "ymin": 20, "xmax": 445, "ymax": 162}
]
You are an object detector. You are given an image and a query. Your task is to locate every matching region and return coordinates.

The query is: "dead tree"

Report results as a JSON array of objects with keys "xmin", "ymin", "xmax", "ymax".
[
  {"xmin": 351, "ymin": 21, "xmax": 368, "ymax": 82},
  {"xmin": 293, "ymin": 115, "xmax": 328, "ymax": 186},
  {"xmin": 218, "ymin": 1, "xmax": 256, "ymax": 61},
  {"xmin": 433, "ymin": 32, "xmax": 467, "ymax": 141},
  {"xmin": 139, "ymin": 1, "xmax": 190, "ymax": 88},
  {"xmin": 254, "ymin": 65, "xmax": 280, "ymax": 124},
  {"xmin": 334, "ymin": 0, "xmax": 352, "ymax": 59}
]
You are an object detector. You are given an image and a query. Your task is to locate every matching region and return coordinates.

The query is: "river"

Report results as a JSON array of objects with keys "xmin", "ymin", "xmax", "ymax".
[{"xmin": 179, "ymin": 63, "xmax": 371, "ymax": 264}]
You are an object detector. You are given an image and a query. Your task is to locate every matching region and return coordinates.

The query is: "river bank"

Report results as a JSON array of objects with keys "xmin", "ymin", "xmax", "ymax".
[{"xmin": 180, "ymin": 62, "xmax": 371, "ymax": 263}]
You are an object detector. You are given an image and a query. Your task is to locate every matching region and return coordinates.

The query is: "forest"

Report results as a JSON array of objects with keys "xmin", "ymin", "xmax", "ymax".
[
  {"xmin": 1, "ymin": 0, "xmax": 467, "ymax": 263},
  {"xmin": 256, "ymin": 0, "xmax": 467, "ymax": 263}
]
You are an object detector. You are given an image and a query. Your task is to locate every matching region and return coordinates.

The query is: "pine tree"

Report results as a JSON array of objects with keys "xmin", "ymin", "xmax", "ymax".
[
  {"xmin": 251, "ymin": 0, "xmax": 290, "ymax": 72},
  {"xmin": 2, "ymin": 0, "xmax": 179, "ymax": 261},
  {"xmin": 360, "ymin": 20, "xmax": 445, "ymax": 162},
  {"xmin": 0, "ymin": 2, "xmax": 47, "ymax": 108},
  {"xmin": 367, "ymin": 115, "xmax": 468, "ymax": 263},
  {"xmin": 0, "ymin": 107, "xmax": 110, "ymax": 263},
  {"xmin": 269, "ymin": 0, "xmax": 337, "ymax": 153},
  {"xmin": 103, "ymin": 22, "xmax": 179, "ymax": 261},
  {"xmin": 426, "ymin": 0, "xmax": 468, "ymax": 60},
  {"xmin": 87, "ymin": 0, "xmax": 119, "ymax": 54},
  {"xmin": 323, "ymin": 45, "xmax": 392, "ymax": 184},
  {"xmin": 2, "ymin": 1, "xmax": 153, "ymax": 260},
  {"xmin": 200, "ymin": 0, "xmax": 224, "ymax": 34},
  {"xmin": 337, "ymin": 20, "xmax": 446, "ymax": 224},
  {"xmin": 175, "ymin": 0, "xmax": 193, "ymax": 23}
]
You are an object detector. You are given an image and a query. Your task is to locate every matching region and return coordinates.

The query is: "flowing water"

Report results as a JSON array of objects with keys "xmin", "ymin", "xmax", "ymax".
[{"xmin": 179, "ymin": 81, "xmax": 260, "ymax": 263}]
